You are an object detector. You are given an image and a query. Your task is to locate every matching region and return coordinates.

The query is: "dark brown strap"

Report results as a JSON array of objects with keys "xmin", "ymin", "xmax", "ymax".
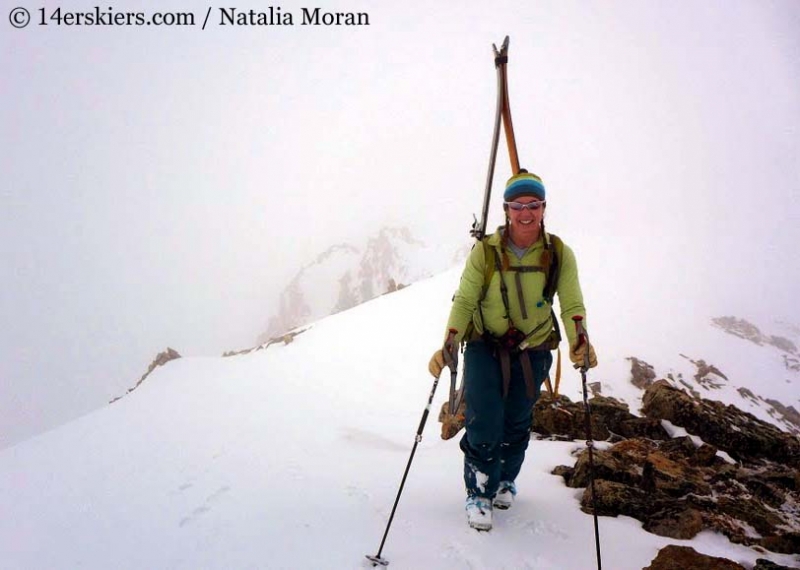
[
  {"xmin": 514, "ymin": 271, "xmax": 528, "ymax": 319},
  {"xmin": 499, "ymin": 348, "xmax": 512, "ymax": 398},
  {"xmin": 520, "ymin": 351, "xmax": 536, "ymax": 399}
]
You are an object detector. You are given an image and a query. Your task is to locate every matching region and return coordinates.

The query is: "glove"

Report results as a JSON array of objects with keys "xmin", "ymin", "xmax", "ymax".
[
  {"xmin": 570, "ymin": 341, "xmax": 598, "ymax": 369},
  {"xmin": 428, "ymin": 329, "xmax": 458, "ymax": 378},
  {"xmin": 428, "ymin": 349, "xmax": 446, "ymax": 378}
]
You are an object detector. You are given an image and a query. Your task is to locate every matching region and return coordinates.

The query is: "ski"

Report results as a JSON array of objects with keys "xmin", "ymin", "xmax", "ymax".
[
  {"xmin": 471, "ymin": 37, "xmax": 508, "ymax": 241},
  {"xmin": 471, "ymin": 35, "xmax": 522, "ymax": 241}
]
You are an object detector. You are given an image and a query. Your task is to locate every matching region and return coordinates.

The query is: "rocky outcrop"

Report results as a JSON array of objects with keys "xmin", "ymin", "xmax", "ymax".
[
  {"xmin": 110, "ymin": 348, "xmax": 181, "ymax": 403},
  {"xmin": 643, "ymin": 545, "xmax": 746, "ymax": 570},
  {"xmin": 223, "ymin": 328, "xmax": 309, "ymax": 357},
  {"xmin": 533, "ymin": 394, "xmax": 668, "ymax": 442},
  {"xmin": 712, "ymin": 316, "xmax": 798, "ymax": 356},
  {"xmin": 753, "ymin": 560, "xmax": 800, "ymax": 570},
  {"xmin": 628, "ymin": 356, "xmax": 656, "ymax": 389},
  {"xmin": 641, "ymin": 380, "xmax": 800, "ymax": 467},
  {"xmin": 552, "ymin": 381, "xmax": 800, "ymax": 558}
]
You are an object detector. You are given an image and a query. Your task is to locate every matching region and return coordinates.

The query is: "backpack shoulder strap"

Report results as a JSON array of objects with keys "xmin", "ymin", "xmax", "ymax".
[
  {"xmin": 480, "ymin": 238, "xmax": 496, "ymax": 301},
  {"xmin": 543, "ymin": 233, "xmax": 564, "ymax": 304}
]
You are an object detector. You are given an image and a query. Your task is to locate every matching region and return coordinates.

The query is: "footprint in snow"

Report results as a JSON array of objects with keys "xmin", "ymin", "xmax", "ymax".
[
  {"xmin": 178, "ymin": 485, "xmax": 231, "ymax": 527},
  {"xmin": 340, "ymin": 427, "xmax": 407, "ymax": 452}
]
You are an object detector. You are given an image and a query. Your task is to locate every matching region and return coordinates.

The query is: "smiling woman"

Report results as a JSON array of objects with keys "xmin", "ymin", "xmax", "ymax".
[{"xmin": 428, "ymin": 168, "xmax": 597, "ymax": 531}]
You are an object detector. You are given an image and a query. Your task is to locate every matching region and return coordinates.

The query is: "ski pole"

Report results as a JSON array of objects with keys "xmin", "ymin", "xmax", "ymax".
[
  {"xmin": 572, "ymin": 315, "xmax": 602, "ymax": 570},
  {"xmin": 366, "ymin": 343, "xmax": 455, "ymax": 567}
]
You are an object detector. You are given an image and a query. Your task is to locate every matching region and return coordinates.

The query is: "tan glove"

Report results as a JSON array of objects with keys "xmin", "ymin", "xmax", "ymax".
[
  {"xmin": 570, "ymin": 341, "xmax": 598, "ymax": 369},
  {"xmin": 428, "ymin": 329, "xmax": 458, "ymax": 377},
  {"xmin": 428, "ymin": 349, "xmax": 446, "ymax": 378}
]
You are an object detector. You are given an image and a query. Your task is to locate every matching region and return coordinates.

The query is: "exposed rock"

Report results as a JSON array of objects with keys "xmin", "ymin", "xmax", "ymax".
[
  {"xmin": 764, "ymin": 398, "xmax": 800, "ymax": 435},
  {"xmin": 553, "ymin": 391, "xmax": 800, "ymax": 554},
  {"xmin": 641, "ymin": 380, "xmax": 800, "ymax": 467},
  {"xmin": 642, "ymin": 503, "xmax": 705, "ymax": 539},
  {"xmin": 628, "ymin": 356, "xmax": 656, "ymax": 389},
  {"xmin": 732, "ymin": 389, "xmax": 800, "ymax": 436},
  {"xmin": 110, "ymin": 348, "xmax": 181, "ymax": 403},
  {"xmin": 643, "ymin": 545, "xmax": 746, "ymax": 570},
  {"xmin": 223, "ymin": 327, "xmax": 309, "ymax": 357},
  {"xmin": 679, "ymin": 354, "xmax": 728, "ymax": 389},
  {"xmin": 754, "ymin": 557, "xmax": 800, "ymax": 569},
  {"xmin": 712, "ymin": 316, "xmax": 798, "ymax": 355},
  {"xmin": 533, "ymin": 394, "xmax": 669, "ymax": 442},
  {"xmin": 784, "ymin": 353, "xmax": 800, "ymax": 372}
]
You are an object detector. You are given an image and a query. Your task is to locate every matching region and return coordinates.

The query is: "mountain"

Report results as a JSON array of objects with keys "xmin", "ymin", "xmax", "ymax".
[
  {"xmin": 259, "ymin": 226, "xmax": 468, "ymax": 342},
  {"xmin": 1, "ymin": 266, "xmax": 799, "ymax": 569}
]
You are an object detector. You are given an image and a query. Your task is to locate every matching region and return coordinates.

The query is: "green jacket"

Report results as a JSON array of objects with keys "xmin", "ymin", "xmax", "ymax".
[{"xmin": 446, "ymin": 228, "xmax": 587, "ymax": 349}]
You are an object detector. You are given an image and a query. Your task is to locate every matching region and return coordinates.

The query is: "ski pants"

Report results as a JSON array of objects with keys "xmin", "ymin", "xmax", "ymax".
[{"xmin": 459, "ymin": 340, "xmax": 552, "ymax": 499}]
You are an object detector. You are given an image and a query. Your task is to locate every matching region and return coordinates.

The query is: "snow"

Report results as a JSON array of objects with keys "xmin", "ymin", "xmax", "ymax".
[
  {"xmin": 1, "ymin": 267, "xmax": 799, "ymax": 569},
  {"xmin": 660, "ymin": 420, "xmax": 737, "ymax": 465}
]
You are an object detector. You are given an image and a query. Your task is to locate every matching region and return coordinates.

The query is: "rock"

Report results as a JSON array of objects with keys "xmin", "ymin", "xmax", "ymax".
[
  {"xmin": 618, "ymin": 417, "xmax": 670, "ymax": 440},
  {"xmin": 759, "ymin": 533, "xmax": 800, "ymax": 556},
  {"xmin": 628, "ymin": 356, "xmax": 656, "ymax": 389},
  {"xmin": 754, "ymin": 558, "xmax": 800, "ymax": 569},
  {"xmin": 643, "ymin": 545, "xmax": 745, "ymax": 570},
  {"xmin": 538, "ymin": 365, "xmax": 800, "ymax": 557},
  {"xmin": 642, "ymin": 504, "xmax": 704, "ymax": 539},
  {"xmin": 563, "ymin": 432, "xmax": 800, "ymax": 554},
  {"xmin": 641, "ymin": 380, "xmax": 800, "ymax": 467},
  {"xmin": 568, "ymin": 439, "xmax": 653, "ymax": 489},
  {"xmin": 110, "ymin": 347, "xmax": 181, "ymax": 403},
  {"xmin": 533, "ymin": 394, "xmax": 668, "ymax": 442},
  {"xmin": 579, "ymin": 479, "xmax": 651, "ymax": 518}
]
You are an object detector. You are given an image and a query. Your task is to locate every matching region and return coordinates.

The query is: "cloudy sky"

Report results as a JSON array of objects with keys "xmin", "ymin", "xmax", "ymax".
[{"xmin": 2, "ymin": 0, "xmax": 799, "ymax": 448}]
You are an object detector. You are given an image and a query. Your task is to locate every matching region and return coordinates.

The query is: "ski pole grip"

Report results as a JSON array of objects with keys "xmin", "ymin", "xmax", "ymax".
[
  {"xmin": 572, "ymin": 315, "xmax": 588, "ymax": 347},
  {"xmin": 444, "ymin": 328, "xmax": 459, "ymax": 371}
]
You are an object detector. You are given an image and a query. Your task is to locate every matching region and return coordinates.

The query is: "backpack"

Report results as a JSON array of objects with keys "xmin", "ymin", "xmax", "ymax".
[
  {"xmin": 469, "ymin": 232, "xmax": 564, "ymax": 349},
  {"xmin": 439, "ymin": 233, "xmax": 565, "ymax": 440}
]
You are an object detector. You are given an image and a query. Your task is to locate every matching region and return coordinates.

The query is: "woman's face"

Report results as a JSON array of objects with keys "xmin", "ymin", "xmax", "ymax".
[{"xmin": 506, "ymin": 195, "xmax": 545, "ymax": 234}]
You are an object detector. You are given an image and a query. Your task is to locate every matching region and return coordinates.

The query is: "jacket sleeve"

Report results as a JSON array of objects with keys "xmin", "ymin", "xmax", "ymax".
[
  {"xmin": 556, "ymin": 243, "xmax": 587, "ymax": 348},
  {"xmin": 445, "ymin": 242, "xmax": 486, "ymax": 343}
]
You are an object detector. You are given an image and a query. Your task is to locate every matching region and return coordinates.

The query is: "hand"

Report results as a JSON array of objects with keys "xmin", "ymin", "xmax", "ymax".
[
  {"xmin": 570, "ymin": 341, "xmax": 598, "ymax": 369},
  {"xmin": 428, "ymin": 349, "xmax": 446, "ymax": 378}
]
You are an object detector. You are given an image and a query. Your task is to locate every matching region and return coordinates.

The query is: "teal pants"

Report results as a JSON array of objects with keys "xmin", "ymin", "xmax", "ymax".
[{"xmin": 459, "ymin": 341, "xmax": 552, "ymax": 498}]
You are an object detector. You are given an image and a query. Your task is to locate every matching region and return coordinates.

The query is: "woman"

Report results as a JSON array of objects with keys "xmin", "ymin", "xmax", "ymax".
[{"xmin": 429, "ymin": 170, "xmax": 597, "ymax": 531}]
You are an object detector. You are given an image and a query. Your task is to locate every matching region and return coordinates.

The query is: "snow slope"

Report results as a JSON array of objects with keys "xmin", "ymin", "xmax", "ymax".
[{"xmin": 1, "ymin": 268, "xmax": 798, "ymax": 569}]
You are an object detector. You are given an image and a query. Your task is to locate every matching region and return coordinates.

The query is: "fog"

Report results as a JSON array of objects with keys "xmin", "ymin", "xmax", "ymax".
[{"xmin": 3, "ymin": 0, "xmax": 799, "ymax": 448}]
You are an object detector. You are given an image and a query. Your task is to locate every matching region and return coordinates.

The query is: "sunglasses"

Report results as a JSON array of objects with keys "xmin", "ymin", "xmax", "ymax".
[{"xmin": 504, "ymin": 200, "xmax": 546, "ymax": 211}]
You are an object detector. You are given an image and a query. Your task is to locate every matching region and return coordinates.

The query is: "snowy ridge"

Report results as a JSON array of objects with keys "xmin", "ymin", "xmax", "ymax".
[{"xmin": 1, "ymin": 267, "xmax": 799, "ymax": 569}]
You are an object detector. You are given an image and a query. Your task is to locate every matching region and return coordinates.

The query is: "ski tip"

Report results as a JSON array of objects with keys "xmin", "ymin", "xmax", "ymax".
[
  {"xmin": 365, "ymin": 554, "xmax": 390, "ymax": 567},
  {"xmin": 493, "ymin": 36, "xmax": 510, "ymax": 58}
]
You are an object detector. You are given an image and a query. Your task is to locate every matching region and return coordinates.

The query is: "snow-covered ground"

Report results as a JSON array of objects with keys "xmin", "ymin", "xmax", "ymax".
[{"xmin": 1, "ymin": 267, "xmax": 798, "ymax": 569}]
